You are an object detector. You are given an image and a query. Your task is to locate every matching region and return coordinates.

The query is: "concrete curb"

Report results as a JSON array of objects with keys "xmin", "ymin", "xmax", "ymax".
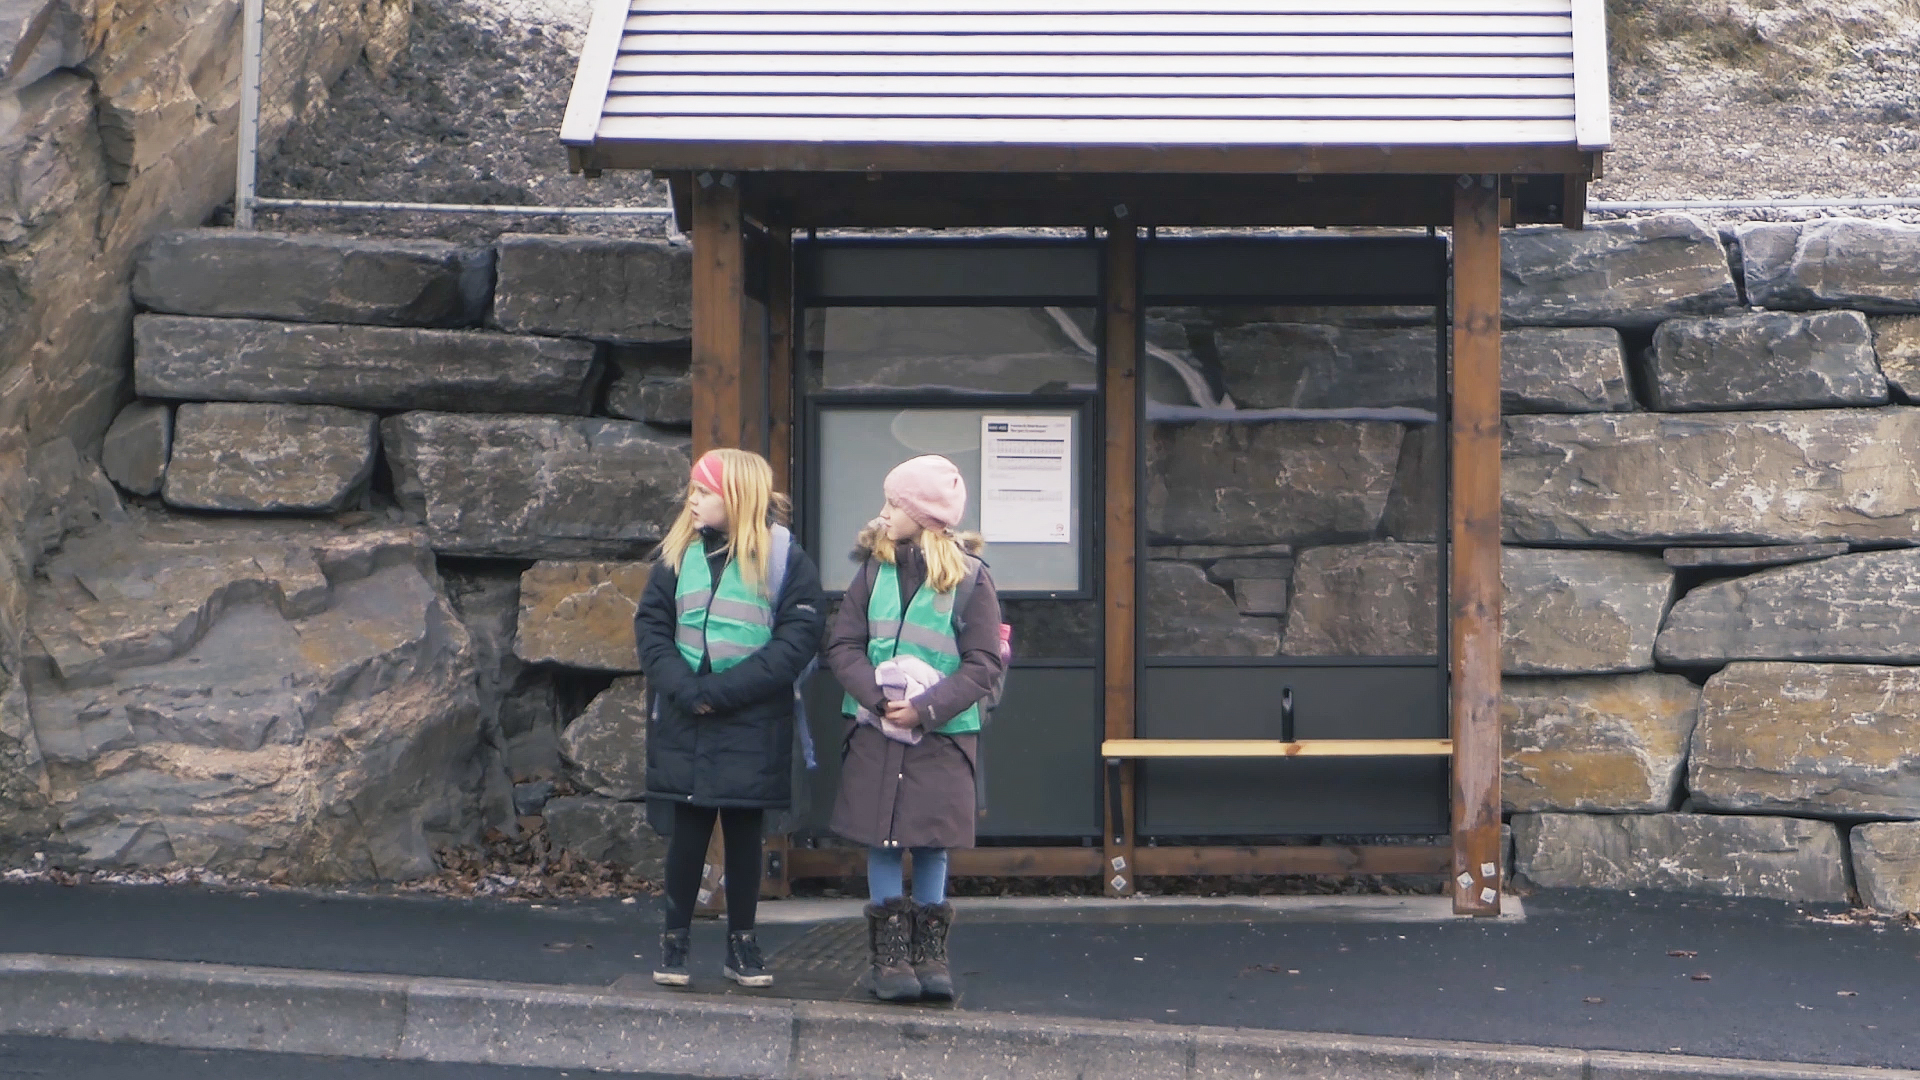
[{"xmin": 1, "ymin": 952, "xmax": 1911, "ymax": 1080}]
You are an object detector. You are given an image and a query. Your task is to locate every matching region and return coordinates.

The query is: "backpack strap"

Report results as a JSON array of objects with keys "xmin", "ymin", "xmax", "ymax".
[{"xmin": 768, "ymin": 523, "xmax": 793, "ymax": 603}]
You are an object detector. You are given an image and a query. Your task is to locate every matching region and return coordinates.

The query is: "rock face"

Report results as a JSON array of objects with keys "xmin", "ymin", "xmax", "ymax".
[
  {"xmin": 605, "ymin": 347, "xmax": 693, "ymax": 427},
  {"xmin": 163, "ymin": 403, "xmax": 377, "ymax": 514},
  {"xmin": 1662, "ymin": 543, "xmax": 1849, "ymax": 571},
  {"xmin": 492, "ymin": 235, "xmax": 692, "ymax": 343},
  {"xmin": 1502, "ymin": 215, "xmax": 1741, "ymax": 329},
  {"xmin": 559, "ymin": 677, "xmax": 648, "ymax": 800},
  {"xmin": 515, "ymin": 561, "xmax": 650, "ymax": 672},
  {"xmin": 383, "ymin": 413, "xmax": 689, "ymax": 559},
  {"xmin": 1380, "ymin": 423, "xmax": 1441, "ymax": 543},
  {"xmin": 1647, "ymin": 311, "xmax": 1885, "ymax": 410},
  {"xmin": 1873, "ymin": 315, "xmax": 1920, "ymax": 399},
  {"xmin": 1282, "ymin": 542, "xmax": 1437, "ymax": 656},
  {"xmin": 1143, "ymin": 561, "xmax": 1280, "ymax": 656},
  {"xmin": 1656, "ymin": 550, "xmax": 1920, "ymax": 666},
  {"xmin": 1510, "ymin": 812, "xmax": 1849, "ymax": 903},
  {"xmin": 134, "ymin": 315, "xmax": 601, "ymax": 414},
  {"xmin": 100, "ymin": 401, "xmax": 171, "ymax": 496},
  {"xmin": 1851, "ymin": 823, "xmax": 1920, "ymax": 914},
  {"xmin": 132, "ymin": 230, "xmax": 491, "ymax": 327},
  {"xmin": 1146, "ymin": 421, "xmax": 1403, "ymax": 546},
  {"xmin": 1211, "ymin": 324, "xmax": 1436, "ymax": 409},
  {"xmin": 1740, "ymin": 219, "xmax": 1920, "ymax": 314},
  {"xmin": 1689, "ymin": 662, "xmax": 1920, "ymax": 819},
  {"xmin": 1503, "ymin": 409, "xmax": 1920, "ymax": 545},
  {"xmin": 1502, "ymin": 549, "xmax": 1672, "ymax": 675},
  {"xmin": 22, "ymin": 517, "xmax": 501, "ymax": 879},
  {"xmin": 542, "ymin": 796, "xmax": 665, "ymax": 879},
  {"xmin": 1501, "ymin": 327, "xmax": 1633, "ymax": 414},
  {"xmin": 1502, "ymin": 673, "xmax": 1699, "ymax": 812}
]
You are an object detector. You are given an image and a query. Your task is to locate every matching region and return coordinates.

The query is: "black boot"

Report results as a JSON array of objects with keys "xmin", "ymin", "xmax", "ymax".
[
  {"xmin": 653, "ymin": 927, "xmax": 690, "ymax": 987},
  {"xmin": 911, "ymin": 901, "xmax": 956, "ymax": 1002},
  {"xmin": 725, "ymin": 929, "xmax": 773, "ymax": 988},
  {"xmin": 865, "ymin": 896, "xmax": 922, "ymax": 1002}
]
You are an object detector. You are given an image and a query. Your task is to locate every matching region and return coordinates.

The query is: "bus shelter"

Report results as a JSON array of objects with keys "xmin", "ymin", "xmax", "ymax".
[{"xmin": 564, "ymin": 0, "xmax": 1610, "ymax": 915}]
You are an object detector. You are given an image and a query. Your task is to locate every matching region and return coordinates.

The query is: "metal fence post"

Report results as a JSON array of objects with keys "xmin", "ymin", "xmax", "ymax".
[{"xmin": 234, "ymin": 0, "xmax": 265, "ymax": 229}]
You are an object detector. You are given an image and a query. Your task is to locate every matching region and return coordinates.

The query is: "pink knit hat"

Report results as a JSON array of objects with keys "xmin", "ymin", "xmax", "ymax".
[{"xmin": 884, "ymin": 455, "xmax": 967, "ymax": 531}]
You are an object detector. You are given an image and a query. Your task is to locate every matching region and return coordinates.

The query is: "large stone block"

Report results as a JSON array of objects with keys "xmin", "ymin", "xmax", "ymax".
[
  {"xmin": 1380, "ymin": 422, "xmax": 1441, "ymax": 543},
  {"xmin": 1212, "ymin": 323, "xmax": 1436, "ymax": 410},
  {"xmin": 383, "ymin": 413, "xmax": 689, "ymax": 559},
  {"xmin": 515, "ymin": 561, "xmax": 649, "ymax": 672},
  {"xmin": 1851, "ymin": 823, "xmax": 1920, "ymax": 914},
  {"xmin": 1143, "ymin": 561, "xmax": 1280, "ymax": 657},
  {"xmin": 1662, "ymin": 543, "xmax": 1849, "ymax": 571},
  {"xmin": 491, "ymin": 235, "xmax": 691, "ymax": 343},
  {"xmin": 1689, "ymin": 662, "xmax": 1920, "ymax": 818},
  {"xmin": 605, "ymin": 347, "xmax": 693, "ymax": 428},
  {"xmin": 132, "ymin": 230, "xmax": 492, "ymax": 327},
  {"xmin": 1501, "ymin": 327, "xmax": 1633, "ymax": 414},
  {"xmin": 1146, "ymin": 420, "xmax": 1403, "ymax": 546},
  {"xmin": 1502, "ymin": 215, "xmax": 1741, "ymax": 329},
  {"xmin": 1873, "ymin": 315, "xmax": 1920, "ymax": 400},
  {"xmin": 163, "ymin": 403, "xmax": 377, "ymax": 514},
  {"xmin": 23, "ymin": 517, "xmax": 502, "ymax": 880},
  {"xmin": 1510, "ymin": 812, "xmax": 1848, "ymax": 903},
  {"xmin": 134, "ymin": 315, "xmax": 600, "ymax": 414},
  {"xmin": 1502, "ymin": 673, "xmax": 1699, "ymax": 812},
  {"xmin": 1656, "ymin": 550, "xmax": 1920, "ymax": 666},
  {"xmin": 442, "ymin": 567, "xmax": 564, "ymax": 743},
  {"xmin": 1502, "ymin": 549, "xmax": 1672, "ymax": 675},
  {"xmin": 1740, "ymin": 219, "xmax": 1920, "ymax": 314},
  {"xmin": 100, "ymin": 400, "xmax": 171, "ymax": 497},
  {"xmin": 1647, "ymin": 311, "xmax": 1885, "ymax": 411},
  {"xmin": 559, "ymin": 676, "xmax": 648, "ymax": 800},
  {"xmin": 1504, "ymin": 409, "xmax": 1920, "ymax": 546},
  {"xmin": 1282, "ymin": 542, "xmax": 1437, "ymax": 657},
  {"xmin": 542, "ymin": 796, "xmax": 665, "ymax": 880}
]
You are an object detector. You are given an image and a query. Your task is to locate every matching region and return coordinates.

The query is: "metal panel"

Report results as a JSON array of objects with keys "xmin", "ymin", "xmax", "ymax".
[
  {"xmin": 1141, "ymin": 235, "xmax": 1447, "ymax": 305},
  {"xmin": 796, "ymin": 664, "xmax": 1100, "ymax": 839},
  {"xmin": 607, "ymin": 74, "xmax": 1580, "ymax": 97},
  {"xmin": 595, "ymin": 115, "xmax": 1580, "ymax": 146},
  {"xmin": 796, "ymin": 239, "xmax": 1100, "ymax": 305},
  {"xmin": 601, "ymin": 95, "xmax": 1575, "ymax": 121},
  {"xmin": 1570, "ymin": 0, "xmax": 1611, "ymax": 149},
  {"xmin": 560, "ymin": 0, "xmax": 631, "ymax": 146},
  {"xmin": 619, "ymin": 32, "xmax": 1576, "ymax": 57},
  {"xmin": 1136, "ymin": 664, "xmax": 1448, "ymax": 835},
  {"xmin": 611, "ymin": 52, "xmax": 1578, "ymax": 77},
  {"xmin": 625, "ymin": 13, "xmax": 1575, "ymax": 34},
  {"xmin": 641, "ymin": 1, "xmax": 1572, "ymax": 13}
]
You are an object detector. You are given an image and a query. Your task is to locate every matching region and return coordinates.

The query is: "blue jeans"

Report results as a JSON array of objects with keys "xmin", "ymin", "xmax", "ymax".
[{"xmin": 867, "ymin": 846, "xmax": 949, "ymax": 905}]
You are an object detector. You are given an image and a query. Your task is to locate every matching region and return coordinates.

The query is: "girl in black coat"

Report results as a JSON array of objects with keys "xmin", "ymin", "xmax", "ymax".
[{"xmin": 634, "ymin": 448, "xmax": 825, "ymax": 989}]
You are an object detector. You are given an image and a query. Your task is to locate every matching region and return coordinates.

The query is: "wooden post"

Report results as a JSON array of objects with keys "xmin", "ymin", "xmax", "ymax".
[
  {"xmin": 1450, "ymin": 175, "xmax": 1504, "ymax": 917},
  {"xmin": 1101, "ymin": 223, "xmax": 1140, "ymax": 899},
  {"xmin": 765, "ymin": 227, "xmax": 796, "ymax": 493},
  {"xmin": 691, "ymin": 172, "xmax": 751, "ymax": 457}
]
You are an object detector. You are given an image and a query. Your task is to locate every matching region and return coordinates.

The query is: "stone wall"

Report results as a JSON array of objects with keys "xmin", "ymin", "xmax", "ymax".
[
  {"xmin": 0, "ymin": 0, "xmax": 409, "ymax": 829},
  {"xmin": 8, "ymin": 215, "xmax": 1920, "ymax": 910}
]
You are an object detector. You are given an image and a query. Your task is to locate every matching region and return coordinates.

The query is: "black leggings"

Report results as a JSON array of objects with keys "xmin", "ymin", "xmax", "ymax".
[{"xmin": 661, "ymin": 803, "xmax": 765, "ymax": 933}]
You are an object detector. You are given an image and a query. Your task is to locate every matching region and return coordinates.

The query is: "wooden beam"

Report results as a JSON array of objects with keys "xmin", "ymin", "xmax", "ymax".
[
  {"xmin": 578, "ymin": 140, "xmax": 1598, "ymax": 179},
  {"xmin": 1102, "ymin": 222, "xmax": 1140, "ymax": 900},
  {"xmin": 1449, "ymin": 174, "xmax": 1504, "ymax": 918},
  {"xmin": 782, "ymin": 844, "xmax": 1450, "ymax": 880},
  {"xmin": 1102, "ymin": 739, "xmax": 1453, "ymax": 758},
  {"xmin": 691, "ymin": 173, "xmax": 751, "ymax": 456},
  {"xmin": 765, "ymin": 226, "xmax": 795, "ymax": 492},
  {"xmin": 1131, "ymin": 844, "xmax": 1451, "ymax": 878}
]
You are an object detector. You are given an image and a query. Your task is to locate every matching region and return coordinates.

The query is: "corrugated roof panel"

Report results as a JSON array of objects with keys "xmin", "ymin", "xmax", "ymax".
[{"xmin": 565, "ymin": 0, "xmax": 1610, "ymax": 165}]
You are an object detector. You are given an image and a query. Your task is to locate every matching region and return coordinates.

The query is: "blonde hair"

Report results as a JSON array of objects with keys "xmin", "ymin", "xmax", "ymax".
[
  {"xmin": 655, "ymin": 448, "xmax": 791, "ymax": 596},
  {"xmin": 857, "ymin": 515, "xmax": 983, "ymax": 595}
]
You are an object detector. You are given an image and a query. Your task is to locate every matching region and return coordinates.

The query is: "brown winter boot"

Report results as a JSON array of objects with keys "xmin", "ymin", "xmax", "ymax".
[
  {"xmin": 865, "ymin": 896, "xmax": 922, "ymax": 1002},
  {"xmin": 910, "ymin": 901, "xmax": 956, "ymax": 1002}
]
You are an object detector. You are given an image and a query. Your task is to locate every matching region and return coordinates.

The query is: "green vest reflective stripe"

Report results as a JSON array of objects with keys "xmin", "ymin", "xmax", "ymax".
[
  {"xmin": 841, "ymin": 559, "xmax": 980, "ymax": 736},
  {"xmin": 675, "ymin": 538, "xmax": 774, "ymax": 672}
]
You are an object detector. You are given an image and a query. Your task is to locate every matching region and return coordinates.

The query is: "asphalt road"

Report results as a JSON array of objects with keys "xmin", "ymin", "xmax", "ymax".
[{"xmin": 0, "ymin": 1036, "xmax": 708, "ymax": 1080}]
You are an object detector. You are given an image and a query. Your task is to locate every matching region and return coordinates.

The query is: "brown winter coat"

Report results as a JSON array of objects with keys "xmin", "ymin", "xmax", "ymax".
[{"xmin": 825, "ymin": 541, "xmax": 1003, "ymax": 850}]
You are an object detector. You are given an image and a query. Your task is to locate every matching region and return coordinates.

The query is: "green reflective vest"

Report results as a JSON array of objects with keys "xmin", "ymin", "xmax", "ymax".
[
  {"xmin": 674, "ymin": 538, "xmax": 773, "ymax": 673},
  {"xmin": 842, "ymin": 560, "xmax": 979, "ymax": 736}
]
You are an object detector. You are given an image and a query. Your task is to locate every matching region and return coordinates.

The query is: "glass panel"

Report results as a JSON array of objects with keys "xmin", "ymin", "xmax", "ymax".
[
  {"xmin": 806, "ymin": 306, "xmax": 1099, "ymax": 394},
  {"xmin": 1141, "ymin": 305, "xmax": 1442, "ymax": 659}
]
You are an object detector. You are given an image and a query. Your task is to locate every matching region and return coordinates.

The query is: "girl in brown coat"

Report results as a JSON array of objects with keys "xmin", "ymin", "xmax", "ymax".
[{"xmin": 826, "ymin": 454, "xmax": 1003, "ymax": 1004}]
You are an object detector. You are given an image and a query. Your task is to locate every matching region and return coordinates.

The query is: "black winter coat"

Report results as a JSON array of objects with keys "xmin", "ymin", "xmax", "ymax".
[{"xmin": 635, "ymin": 531, "xmax": 826, "ymax": 818}]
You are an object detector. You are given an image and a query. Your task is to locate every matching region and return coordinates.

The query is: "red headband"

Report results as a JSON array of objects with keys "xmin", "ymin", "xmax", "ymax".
[{"xmin": 691, "ymin": 451, "xmax": 726, "ymax": 495}]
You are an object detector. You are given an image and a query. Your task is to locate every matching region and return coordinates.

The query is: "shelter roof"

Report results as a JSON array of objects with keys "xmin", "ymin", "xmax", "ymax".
[{"xmin": 563, "ymin": 0, "xmax": 1610, "ymax": 177}]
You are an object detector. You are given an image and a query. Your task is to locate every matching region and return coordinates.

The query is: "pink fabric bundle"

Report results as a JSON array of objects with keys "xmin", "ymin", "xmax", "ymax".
[{"xmin": 883, "ymin": 455, "xmax": 967, "ymax": 531}]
